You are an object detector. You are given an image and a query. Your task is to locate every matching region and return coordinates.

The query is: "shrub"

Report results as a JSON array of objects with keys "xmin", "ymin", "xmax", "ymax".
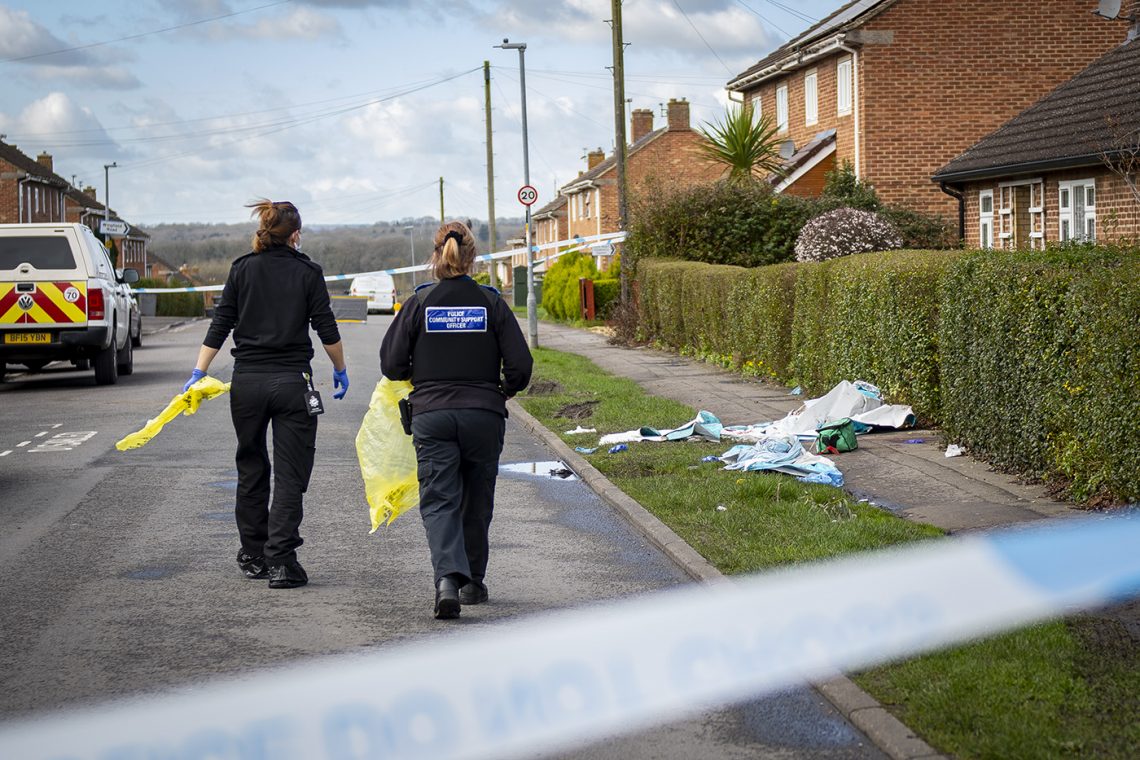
[
  {"xmin": 135, "ymin": 277, "xmax": 205, "ymax": 317},
  {"xmin": 881, "ymin": 206, "xmax": 960, "ymax": 251},
  {"xmin": 541, "ymin": 251, "xmax": 597, "ymax": 321},
  {"xmin": 593, "ymin": 278, "xmax": 620, "ymax": 317},
  {"xmin": 821, "ymin": 160, "xmax": 881, "ymax": 211},
  {"xmin": 627, "ymin": 179, "xmax": 819, "ymax": 269},
  {"xmin": 794, "ymin": 208, "xmax": 903, "ymax": 263}
]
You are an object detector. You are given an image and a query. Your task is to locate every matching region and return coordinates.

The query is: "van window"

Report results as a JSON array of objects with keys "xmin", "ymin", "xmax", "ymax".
[{"xmin": 0, "ymin": 237, "xmax": 77, "ymax": 270}]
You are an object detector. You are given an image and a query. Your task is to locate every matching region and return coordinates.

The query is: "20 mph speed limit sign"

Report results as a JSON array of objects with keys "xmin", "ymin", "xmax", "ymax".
[{"xmin": 517, "ymin": 185, "xmax": 538, "ymax": 206}]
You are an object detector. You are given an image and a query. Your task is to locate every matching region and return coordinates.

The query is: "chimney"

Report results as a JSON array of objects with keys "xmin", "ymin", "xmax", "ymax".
[
  {"xmin": 631, "ymin": 108, "xmax": 654, "ymax": 142},
  {"xmin": 84, "ymin": 185, "xmax": 97, "ymax": 199},
  {"xmin": 587, "ymin": 147, "xmax": 606, "ymax": 170},
  {"xmin": 36, "ymin": 152, "xmax": 54, "ymax": 174},
  {"xmin": 667, "ymin": 98, "xmax": 690, "ymax": 131}
]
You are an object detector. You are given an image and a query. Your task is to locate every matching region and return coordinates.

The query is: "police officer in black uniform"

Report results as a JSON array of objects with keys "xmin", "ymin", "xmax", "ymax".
[
  {"xmin": 380, "ymin": 221, "xmax": 532, "ymax": 619},
  {"xmin": 183, "ymin": 200, "xmax": 348, "ymax": 590}
]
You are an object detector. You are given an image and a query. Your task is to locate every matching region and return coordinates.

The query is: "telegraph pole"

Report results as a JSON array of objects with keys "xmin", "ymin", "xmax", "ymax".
[
  {"xmin": 483, "ymin": 60, "xmax": 499, "ymax": 289},
  {"xmin": 439, "ymin": 177, "xmax": 445, "ymax": 224},
  {"xmin": 610, "ymin": 0, "xmax": 630, "ymax": 303}
]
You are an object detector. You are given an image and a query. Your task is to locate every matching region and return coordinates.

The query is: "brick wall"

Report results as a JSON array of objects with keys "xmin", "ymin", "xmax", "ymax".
[
  {"xmin": 961, "ymin": 168, "xmax": 1140, "ymax": 248},
  {"xmin": 745, "ymin": 53, "xmax": 858, "ymax": 183},
  {"xmin": 0, "ymin": 174, "xmax": 18, "ymax": 224},
  {"xmin": 739, "ymin": 0, "xmax": 1122, "ymax": 220},
  {"xmin": 860, "ymin": 0, "xmax": 1122, "ymax": 217}
]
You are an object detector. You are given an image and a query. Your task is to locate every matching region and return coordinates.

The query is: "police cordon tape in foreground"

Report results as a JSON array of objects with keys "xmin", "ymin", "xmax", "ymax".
[
  {"xmin": 1, "ymin": 515, "xmax": 1137, "ymax": 760},
  {"xmin": 131, "ymin": 231, "xmax": 628, "ymax": 294}
]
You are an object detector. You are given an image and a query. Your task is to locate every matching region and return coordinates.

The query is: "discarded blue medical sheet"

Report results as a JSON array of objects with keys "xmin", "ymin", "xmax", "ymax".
[
  {"xmin": 599, "ymin": 410, "xmax": 723, "ymax": 445},
  {"xmin": 718, "ymin": 433, "xmax": 844, "ymax": 486}
]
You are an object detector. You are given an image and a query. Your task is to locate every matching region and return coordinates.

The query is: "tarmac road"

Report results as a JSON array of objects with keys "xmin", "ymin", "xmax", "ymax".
[{"xmin": 0, "ymin": 316, "xmax": 884, "ymax": 760}]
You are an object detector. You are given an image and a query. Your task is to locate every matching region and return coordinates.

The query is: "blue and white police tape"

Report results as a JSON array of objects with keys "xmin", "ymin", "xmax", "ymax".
[
  {"xmin": 4, "ymin": 514, "xmax": 1135, "ymax": 760},
  {"xmin": 133, "ymin": 232, "xmax": 628, "ymax": 294}
]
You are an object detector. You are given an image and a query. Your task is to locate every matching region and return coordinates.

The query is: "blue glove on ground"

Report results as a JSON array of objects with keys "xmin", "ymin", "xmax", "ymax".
[
  {"xmin": 182, "ymin": 368, "xmax": 207, "ymax": 393},
  {"xmin": 333, "ymin": 368, "xmax": 349, "ymax": 400}
]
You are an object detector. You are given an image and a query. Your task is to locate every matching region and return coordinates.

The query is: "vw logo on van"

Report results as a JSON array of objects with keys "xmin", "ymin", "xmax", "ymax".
[{"xmin": 17, "ymin": 294, "xmax": 35, "ymax": 311}]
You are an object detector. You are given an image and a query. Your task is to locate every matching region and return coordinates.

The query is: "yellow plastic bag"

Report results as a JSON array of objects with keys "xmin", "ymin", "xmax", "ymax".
[
  {"xmin": 355, "ymin": 378, "xmax": 419, "ymax": 532},
  {"xmin": 115, "ymin": 376, "xmax": 231, "ymax": 451}
]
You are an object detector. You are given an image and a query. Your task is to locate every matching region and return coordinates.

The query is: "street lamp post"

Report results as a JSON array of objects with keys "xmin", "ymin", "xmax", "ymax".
[
  {"xmin": 404, "ymin": 224, "xmax": 417, "ymax": 289},
  {"xmin": 103, "ymin": 162, "xmax": 117, "ymax": 228},
  {"xmin": 496, "ymin": 38, "xmax": 537, "ymax": 349}
]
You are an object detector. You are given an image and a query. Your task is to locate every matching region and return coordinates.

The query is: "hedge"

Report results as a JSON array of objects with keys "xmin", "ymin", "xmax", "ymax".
[
  {"xmin": 136, "ymin": 278, "xmax": 205, "ymax": 317},
  {"xmin": 635, "ymin": 248, "xmax": 1140, "ymax": 503}
]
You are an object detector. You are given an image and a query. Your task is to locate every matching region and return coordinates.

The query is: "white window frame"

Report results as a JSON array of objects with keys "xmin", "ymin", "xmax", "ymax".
[
  {"xmin": 749, "ymin": 91, "xmax": 762, "ymax": 119},
  {"xmin": 1058, "ymin": 179, "xmax": 1096, "ymax": 243},
  {"xmin": 804, "ymin": 69, "xmax": 818, "ymax": 126},
  {"xmin": 979, "ymin": 189, "xmax": 994, "ymax": 249},
  {"xmin": 584, "ymin": 190, "xmax": 592, "ymax": 219},
  {"xmin": 776, "ymin": 84, "xmax": 788, "ymax": 133},
  {"xmin": 836, "ymin": 57, "xmax": 853, "ymax": 116}
]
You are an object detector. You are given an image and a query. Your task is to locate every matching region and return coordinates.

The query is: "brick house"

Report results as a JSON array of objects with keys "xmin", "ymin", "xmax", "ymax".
[
  {"xmin": 0, "ymin": 141, "xmax": 69, "ymax": 224},
  {"xmin": 934, "ymin": 35, "xmax": 1140, "ymax": 249},
  {"xmin": 725, "ymin": 0, "xmax": 1125, "ymax": 220},
  {"xmin": 0, "ymin": 140, "xmax": 150, "ymax": 273},
  {"xmin": 556, "ymin": 98, "xmax": 724, "ymax": 269}
]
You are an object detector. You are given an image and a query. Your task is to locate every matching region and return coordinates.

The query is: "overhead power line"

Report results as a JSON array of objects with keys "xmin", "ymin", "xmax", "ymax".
[
  {"xmin": 2, "ymin": 0, "xmax": 296, "ymax": 63},
  {"xmin": 670, "ymin": 0, "xmax": 734, "ymax": 75}
]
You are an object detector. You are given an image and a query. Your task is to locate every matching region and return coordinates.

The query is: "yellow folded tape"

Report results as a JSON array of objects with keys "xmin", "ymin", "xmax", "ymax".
[{"xmin": 115, "ymin": 376, "xmax": 231, "ymax": 451}]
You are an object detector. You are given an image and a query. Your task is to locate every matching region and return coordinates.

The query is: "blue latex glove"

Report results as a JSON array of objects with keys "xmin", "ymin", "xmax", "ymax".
[
  {"xmin": 182, "ymin": 368, "xmax": 207, "ymax": 393},
  {"xmin": 333, "ymin": 367, "xmax": 349, "ymax": 400}
]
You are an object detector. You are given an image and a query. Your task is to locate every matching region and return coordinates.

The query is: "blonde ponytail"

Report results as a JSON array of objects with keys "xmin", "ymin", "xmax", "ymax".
[{"xmin": 430, "ymin": 222, "xmax": 476, "ymax": 279}]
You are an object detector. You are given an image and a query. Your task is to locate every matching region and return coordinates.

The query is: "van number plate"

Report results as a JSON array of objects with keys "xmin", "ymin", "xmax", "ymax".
[{"xmin": 4, "ymin": 333, "xmax": 51, "ymax": 344}]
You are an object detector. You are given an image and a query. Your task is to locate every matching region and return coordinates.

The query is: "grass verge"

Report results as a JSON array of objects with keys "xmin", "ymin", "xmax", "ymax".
[{"xmin": 516, "ymin": 345, "xmax": 1139, "ymax": 760}]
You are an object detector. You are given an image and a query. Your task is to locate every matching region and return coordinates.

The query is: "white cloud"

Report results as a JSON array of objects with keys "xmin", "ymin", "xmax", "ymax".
[
  {"xmin": 0, "ymin": 5, "xmax": 141, "ymax": 89},
  {"xmin": 1, "ymin": 92, "xmax": 120, "ymax": 157}
]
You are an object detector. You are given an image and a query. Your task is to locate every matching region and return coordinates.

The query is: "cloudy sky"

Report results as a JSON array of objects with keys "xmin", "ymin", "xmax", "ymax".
[{"xmin": 1, "ymin": 0, "xmax": 840, "ymax": 226}]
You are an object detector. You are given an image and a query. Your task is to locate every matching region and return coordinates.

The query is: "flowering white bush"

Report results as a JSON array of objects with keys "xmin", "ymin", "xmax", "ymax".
[{"xmin": 794, "ymin": 207, "xmax": 903, "ymax": 263}]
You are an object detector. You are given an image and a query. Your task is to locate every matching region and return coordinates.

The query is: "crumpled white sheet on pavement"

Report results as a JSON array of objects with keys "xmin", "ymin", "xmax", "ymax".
[
  {"xmin": 719, "ymin": 433, "xmax": 844, "ymax": 487},
  {"xmin": 722, "ymin": 380, "xmax": 915, "ymax": 442},
  {"xmin": 599, "ymin": 410, "xmax": 723, "ymax": 445}
]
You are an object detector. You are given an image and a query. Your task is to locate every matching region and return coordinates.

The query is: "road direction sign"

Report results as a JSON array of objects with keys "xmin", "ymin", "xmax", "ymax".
[
  {"xmin": 517, "ymin": 185, "xmax": 538, "ymax": 206},
  {"xmin": 590, "ymin": 242, "xmax": 615, "ymax": 258},
  {"xmin": 100, "ymin": 220, "xmax": 129, "ymax": 237}
]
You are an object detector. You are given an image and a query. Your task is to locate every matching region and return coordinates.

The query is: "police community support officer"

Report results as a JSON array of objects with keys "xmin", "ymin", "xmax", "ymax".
[
  {"xmin": 183, "ymin": 200, "xmax": 349, "ymax": 590},
  {"xmin": 380, "ymin": 221, "xmax": 532, "ymax": 619}
]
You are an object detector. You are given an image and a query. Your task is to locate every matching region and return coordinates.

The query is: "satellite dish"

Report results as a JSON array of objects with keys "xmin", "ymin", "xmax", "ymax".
[{"xmin": 1097, "ymin": 0, "xmax": 1122, "ymax": 19}]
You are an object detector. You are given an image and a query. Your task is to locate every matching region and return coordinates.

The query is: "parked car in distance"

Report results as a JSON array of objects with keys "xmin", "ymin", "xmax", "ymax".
[
  {"xmin": 117, "ymin": 272, "xmax": 142, "ymax": 347},
  {"xmin": 1, "ymin": 223, "xmax": 136, "ymax": 384},
  {"xmin": 349, "ymin": 273, "xmax": 397, "ymax": 314}
]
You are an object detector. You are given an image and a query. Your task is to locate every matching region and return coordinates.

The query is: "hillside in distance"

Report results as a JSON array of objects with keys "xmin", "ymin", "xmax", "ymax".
[{"xmin": 147, "ymin": 217, "xmax": 525, "ymax": 286}]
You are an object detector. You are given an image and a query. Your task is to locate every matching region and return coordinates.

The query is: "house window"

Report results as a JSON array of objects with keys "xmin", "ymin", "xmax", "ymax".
[
  {"xmin": 979, "ymin": 190, "xmax": 994, "ymax": 249},
  {"xmin": 837, "ymin": 57, "xmax": 852, "ymax": 116},
  {"xmin": 584, "ymin": 190, "xmax": 592, "ymax": 219},
  {"xmin": 1058, "ymin": 179, "xmax": 1096, "ymax": 242},
  {"xmin": 749, "ymin": 91, "xmax": 762, "ymax": 118},
  {"xmin": 804, "ymin": 70, "xmax": 818, "ymax": 126},
  {"xmin": 776, "ymin": 84, "xmax": 788, "ymax": 133}
]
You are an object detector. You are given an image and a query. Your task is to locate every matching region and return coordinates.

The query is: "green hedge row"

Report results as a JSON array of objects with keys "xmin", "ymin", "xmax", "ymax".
[
  {"xmin": 136, "ymin": 278, "xmax": 206, "ymax": 317},
  {"xmin": 636, "ymin": 248, "xmax": 1140, "ymax": 503}
]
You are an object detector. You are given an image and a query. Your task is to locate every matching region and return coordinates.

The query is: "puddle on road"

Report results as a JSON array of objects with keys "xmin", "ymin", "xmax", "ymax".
[
  {"xmin": 499, "ymin": 461, "xmax": 578, "ymax": 480},
  {"xmin": 124, "ymin": 567, "xmax": 180, "ymax": 580}
]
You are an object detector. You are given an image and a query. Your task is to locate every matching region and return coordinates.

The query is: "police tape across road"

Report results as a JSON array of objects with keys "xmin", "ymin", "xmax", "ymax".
[
  {"xmin": 2, "ymin": 514, "xmax": 1138, "ymax": 760},
  {"xmin": 132, "ymin": 231, "xmax": 629, "ymax": 294}
]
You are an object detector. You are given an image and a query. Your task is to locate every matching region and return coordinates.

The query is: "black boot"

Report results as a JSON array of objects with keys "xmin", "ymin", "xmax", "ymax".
[
  {"xmin": 268, "ymin": 559, "xmax": 308, "ymax": 589},
  {"xmin": 459, "ymin": 580, "xmax": 488, "ymax": 605},
  {"xmin": 237, "ymin": 550, "xmax": 269, "ymax": 580},
  {"xmin": 434, "ymin": 576, "xmax": 461, "ymax": 619}
]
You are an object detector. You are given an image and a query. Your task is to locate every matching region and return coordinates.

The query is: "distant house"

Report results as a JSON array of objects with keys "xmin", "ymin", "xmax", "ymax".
[
  {"xmin": 934, "ymin": 36, "xmax": 1140, "ymax": 249},
  {"xmin": 725, "ymin": 0, "xmax": 1125, "ymax": 220},
  {"xmin": 0, "ymin": 141, "xmax": 69, "ymax": 224},
  {"xmin": 0, "ymin": 140, "xmax": 151, "ymax": 272},
  {"xmin": 557, "ymin": 98, "xmax": 723, "ymax": 270}
]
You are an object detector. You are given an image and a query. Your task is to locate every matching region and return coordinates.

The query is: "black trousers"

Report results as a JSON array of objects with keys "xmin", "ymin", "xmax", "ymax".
[
  {"xmin": 229, "ymin": 370, "xmax": 317, "ymax": 564},
  {"xmin": 411, "ymin": 408, "xmax": 506, "ymax": 585}
]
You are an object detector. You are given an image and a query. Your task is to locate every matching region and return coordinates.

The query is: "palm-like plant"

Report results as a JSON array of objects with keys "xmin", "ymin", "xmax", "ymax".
[{"xmin": 697, "ymin": 104, "xmax": 785, "ymax": 183}]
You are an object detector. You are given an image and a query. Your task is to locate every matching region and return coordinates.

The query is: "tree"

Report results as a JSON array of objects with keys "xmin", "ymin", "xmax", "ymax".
[{"xmin": 697, "ymin": 103, "xmax": 785, "ymax": 183}]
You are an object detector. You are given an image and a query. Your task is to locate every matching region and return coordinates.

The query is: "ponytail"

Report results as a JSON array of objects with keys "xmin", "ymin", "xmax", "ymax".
[
  {"xmin": 430, "ymin": 222, "xmax": 476, "ymax": 279},
  {"xmin": 246, "ymin": 199, "xmax": 302, "ymax": 252}
]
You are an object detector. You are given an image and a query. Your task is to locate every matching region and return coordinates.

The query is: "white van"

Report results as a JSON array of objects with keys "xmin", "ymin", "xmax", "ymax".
[{"xmin": 349, "ymin": 273, "xmax": 397, "ymax": 314}]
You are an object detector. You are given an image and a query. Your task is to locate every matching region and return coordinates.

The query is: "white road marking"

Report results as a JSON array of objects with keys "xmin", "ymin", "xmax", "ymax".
[
  {"xmin": 28, "ymin": 431, "xmax": 98, "ymax": 453},
  {"xmin": 51, "ymin": 423, "xmax": 63, "ymax": 429},
  {"xmin": 34, "ymin": 432, "xmax": 48, "ymax": 438},
  {"xmin": 0, "ymin": 450, "xmax": 11, "ymax": 457},
  {"xmin": 17, "ymin": 441, "xmax": 31, "ymax": 447}
]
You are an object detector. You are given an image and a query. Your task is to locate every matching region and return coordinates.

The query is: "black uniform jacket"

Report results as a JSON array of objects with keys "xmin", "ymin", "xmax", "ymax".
[
  {"xmin": 204, "ymin": 245, "xmax": 341, "ymax": 373},
  {"xmin": 379, "ymin": 276, "xmax": 533, "ymax": 417}
]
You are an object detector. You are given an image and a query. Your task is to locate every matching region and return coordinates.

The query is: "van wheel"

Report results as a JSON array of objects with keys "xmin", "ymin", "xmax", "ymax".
[
  {"xmin": 94, "ymin": 332, "xmax": 119, "ymax": 385},
  {"xmin": 117, "ymin": 331, "xmax": 134, "ymax": 376},
  {"xmin": 72, "ymin": 358, "xmax": 91, "ymax": 370}
]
